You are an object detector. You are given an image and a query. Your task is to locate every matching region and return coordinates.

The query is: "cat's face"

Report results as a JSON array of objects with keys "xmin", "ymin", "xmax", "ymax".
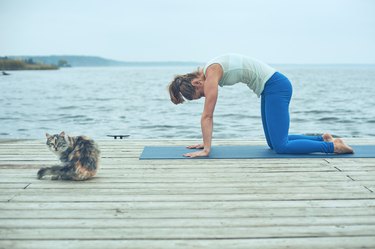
[{"xmin": 46, "ymin": 131, "xmax": 70, "ymax": 155}]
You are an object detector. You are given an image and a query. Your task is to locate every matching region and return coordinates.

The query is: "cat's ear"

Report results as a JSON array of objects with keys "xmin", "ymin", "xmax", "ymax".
[
  {"xmin": 59, "ymin": 131, "xmax": 65, "ymax": 137},
  {"xmin": 45, "ymin": 133, "xmax": 51, "ymax": 138}
]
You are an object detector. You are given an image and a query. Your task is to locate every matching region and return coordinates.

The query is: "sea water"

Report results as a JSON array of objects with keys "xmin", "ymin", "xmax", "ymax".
[{"xmin": 1, "ymin": 65, "xmax": 374, "ymax": 139}]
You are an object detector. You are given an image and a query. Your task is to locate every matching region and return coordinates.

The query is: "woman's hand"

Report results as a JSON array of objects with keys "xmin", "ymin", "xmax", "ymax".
[
  {"xmin": 186, "ymin": 144, "xmax": 204, "ymax": 149},
  {"xmin": 183, "ymin": 149, "xmax": 210, "ymax": 158}
]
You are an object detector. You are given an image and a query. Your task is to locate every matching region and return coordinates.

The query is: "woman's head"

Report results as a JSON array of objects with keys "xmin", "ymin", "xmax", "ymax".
[{"xmin": 168, "ymin": 69, "xmax": 203, "ymax": 105}]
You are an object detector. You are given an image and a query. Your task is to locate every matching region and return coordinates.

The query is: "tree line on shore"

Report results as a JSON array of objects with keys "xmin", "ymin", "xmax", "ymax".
[{"xmin": 0, "ymin": 57, "xmax": 70, "ymax": 70}]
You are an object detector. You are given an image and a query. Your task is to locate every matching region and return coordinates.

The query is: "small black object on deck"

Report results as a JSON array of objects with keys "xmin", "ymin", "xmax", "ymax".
[
  {"xmin": 2, "ymin": 71, "xmax": 10, "ymax": 76},
  {"xmin": 107, "ymin": 135, "xmax": 130, "ymax": 139}
]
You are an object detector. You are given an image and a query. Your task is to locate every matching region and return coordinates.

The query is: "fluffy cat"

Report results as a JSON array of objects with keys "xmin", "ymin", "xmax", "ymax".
[{"xmin": 37, "ymin": 131, "xmax": 100, "ymax": 180}]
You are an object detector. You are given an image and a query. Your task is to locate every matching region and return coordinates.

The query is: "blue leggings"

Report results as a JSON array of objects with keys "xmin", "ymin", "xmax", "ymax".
[{"xmin": 261, "ymin": 72, "xmax": 334, "ymax": 154}]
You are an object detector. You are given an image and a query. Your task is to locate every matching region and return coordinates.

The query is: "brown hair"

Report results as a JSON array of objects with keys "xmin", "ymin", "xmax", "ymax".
[{"xmin": 168, "ymin": 69, "xmax": 200, "ymax": 105}]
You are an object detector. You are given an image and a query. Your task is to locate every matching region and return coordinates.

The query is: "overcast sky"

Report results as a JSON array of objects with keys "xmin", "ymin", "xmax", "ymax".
[{"xmin": 1, "ymin": 0, "xmax": 374, "ymax": 63}]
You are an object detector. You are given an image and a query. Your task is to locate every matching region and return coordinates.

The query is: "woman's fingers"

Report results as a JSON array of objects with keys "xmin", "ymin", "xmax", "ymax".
[
  {"xmin": 183, "ymin": 150, "xmax": 209, "ymax": 158},
  {"xmin": 183, "ymin": 152, "xmax": 195, "ymax": 157}
]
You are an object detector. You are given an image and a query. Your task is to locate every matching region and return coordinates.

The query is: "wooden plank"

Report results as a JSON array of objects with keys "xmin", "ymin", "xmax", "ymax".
[
  {"xmin": 0, "ymin": 186, "xmax": 369, "ymax": 195},
  {"xmin": 344, "ymin": 174, "xmax": 375, "ymax": 181},
  {"xmin": 0, "ymin": 173, "xmax": 356, "ymax": 181},
  {"xmin": 1, "ymin": 237, "xmax": 375, "ymax": 249},
  {"xmin": 0, "ymin": 168, "xmax": 340, "ymax": 175},
  {"xmin": 1, "ymin": 208, "xmax": 375, "ymax": 219},
  {"xmin": 0, "ymin": 177, "xmax": 356, "ymax": 184},
  {"xmin": 5, "ymin": 181, "xmax": 363, "ymax": 189},
  {"xmin": 9, "ymin": 193, "xmax": 375, "ymax": 202},
  {"xmin": 0, "ymin": 137, "xmax": 371, "ymax": 144},
  {"xmin": 2, "ymin": 225, "xmax": 375, "ymax": 239},
  {"xmin": 21, "ymin": 159, "xmax": 329, "ymax": 168},
  {"xmin": 0, "ymin": 195, "xmax": 14, "ymax": 202},
  {"xmin": 0, "ymin": 183, "xmax": 30, "ymax": 189},
  {"xmin": 0, "ymin": 162, "xmax": 332, "ymax": 169},
  {"xmin": 2, "ymin": 216, "xmax": 375, "ymax": 228},
  {"xmin": 2, "ymin": 199, "xmax": 374, "ymax": 210}
]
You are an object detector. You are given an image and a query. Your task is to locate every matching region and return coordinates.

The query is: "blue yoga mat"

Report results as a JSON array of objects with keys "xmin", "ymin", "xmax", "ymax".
[{"xmin": 139, "ymin": 145, "xmax": 375, "ymax": 159}]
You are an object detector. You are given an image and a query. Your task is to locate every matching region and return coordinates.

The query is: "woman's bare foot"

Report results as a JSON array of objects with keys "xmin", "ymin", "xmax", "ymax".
[
  {"xmin": 333, "ymin": 138, "xmax": 354, "ymax": 154},
  {"xmin": 322, "ymin": 133, "xmax": 334, "ymax": 142}
]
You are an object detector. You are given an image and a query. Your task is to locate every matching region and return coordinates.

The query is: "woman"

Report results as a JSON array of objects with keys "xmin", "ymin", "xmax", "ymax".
[{"xmin": 168, "ymin": 53, "xmax": 354, "ymax": 158}]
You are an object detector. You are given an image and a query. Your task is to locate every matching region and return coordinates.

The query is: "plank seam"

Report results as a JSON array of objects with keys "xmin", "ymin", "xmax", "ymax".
[
  {"xmin": 1, "ymin": 234, "xmax": 375, "ymax": 241},
  {"xmin": 363, "ymin": 186, "xmax": 374, "ymax": 193},
  {"xmin": 23, "ymin": 183, "xmax": 31, "ymax": 189}
]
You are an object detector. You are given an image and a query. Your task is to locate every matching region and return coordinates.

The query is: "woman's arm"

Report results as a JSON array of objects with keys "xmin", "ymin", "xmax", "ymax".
[
  {"xmin": 200, "ymin": 78, "xmax": 218, "ymax": 154},
  {"xmin": 184, "ymin": 64, "xmax": 222, "ymax": 158}
]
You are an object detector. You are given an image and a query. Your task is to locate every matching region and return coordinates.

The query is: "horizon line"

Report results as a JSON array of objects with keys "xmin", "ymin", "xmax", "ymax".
[{"xmin": 2, "ymin": 54, "xmax": 375, "ymax": 65}]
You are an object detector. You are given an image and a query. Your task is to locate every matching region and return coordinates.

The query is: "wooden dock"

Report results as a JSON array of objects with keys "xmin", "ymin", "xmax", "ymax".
[{"xmin": 1, "ymin": 138, "xmax": 375, "ymax": 249}]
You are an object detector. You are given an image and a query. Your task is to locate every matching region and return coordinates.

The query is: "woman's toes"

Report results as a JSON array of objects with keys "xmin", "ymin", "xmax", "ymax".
[
  {"xmin": 334, "ymin": 139, "xmax": 354, "ymax": 154},
  {"xmin": 322, "ymin": 133, "xmax": 334, "ymax": 142}
]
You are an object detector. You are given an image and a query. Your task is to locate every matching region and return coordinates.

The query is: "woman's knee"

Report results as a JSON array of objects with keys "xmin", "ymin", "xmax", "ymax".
[{"xmin": 273, "ymin": 143, "xmax": 288, "ymax": 154}]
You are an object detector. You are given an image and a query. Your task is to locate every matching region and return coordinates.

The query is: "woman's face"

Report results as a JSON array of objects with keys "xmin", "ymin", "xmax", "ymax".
[
  {"xmin": 191, "ymin": 78, "xmax": 205, "ymax": 100},
  {"xmin": 192, "ymin": 89, "xmax": 204, "ymax": 100}
]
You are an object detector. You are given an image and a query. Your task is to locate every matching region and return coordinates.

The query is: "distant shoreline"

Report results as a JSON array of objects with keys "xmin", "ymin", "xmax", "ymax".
[
  {"xmin": 0, "ymin": 58, "xmax": 58, "ymax": 71},
  {"xmin": 2, "ymin": 55, "xmax": 375, "ymax": 70},
  {"xmin": 3, "ymin": 55, "xmax": 201, "ymax": 68}
]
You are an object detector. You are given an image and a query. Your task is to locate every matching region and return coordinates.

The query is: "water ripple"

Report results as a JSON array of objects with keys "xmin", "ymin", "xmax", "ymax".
[{"xmin": 1, "ymin": 65, "xmax": 374, "ymax": 138}]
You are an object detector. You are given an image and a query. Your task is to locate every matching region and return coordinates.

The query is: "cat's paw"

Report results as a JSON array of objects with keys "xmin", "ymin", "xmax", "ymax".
[
  {"xmin": 37, "ymin": 168, "xmax": 46, "ymax": 179},
  {"xmin": 51, "ymin": 175, "xmax": 61, "ymax": 180}
]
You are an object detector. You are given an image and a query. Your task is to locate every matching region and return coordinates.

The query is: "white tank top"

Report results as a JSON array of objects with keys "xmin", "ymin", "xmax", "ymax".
[{"xmin": 203, "ymin": 53, "xmax": 276, "ymax": 97}]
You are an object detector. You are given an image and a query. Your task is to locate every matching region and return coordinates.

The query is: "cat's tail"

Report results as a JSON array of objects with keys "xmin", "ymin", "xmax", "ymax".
[
  {"xmin": 37, "ymin": 165, "xmax": 74, "ymax": 180},
  {"xmin": 76, "ymin": 137, "xmax": 100, "ymax": 171}
]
